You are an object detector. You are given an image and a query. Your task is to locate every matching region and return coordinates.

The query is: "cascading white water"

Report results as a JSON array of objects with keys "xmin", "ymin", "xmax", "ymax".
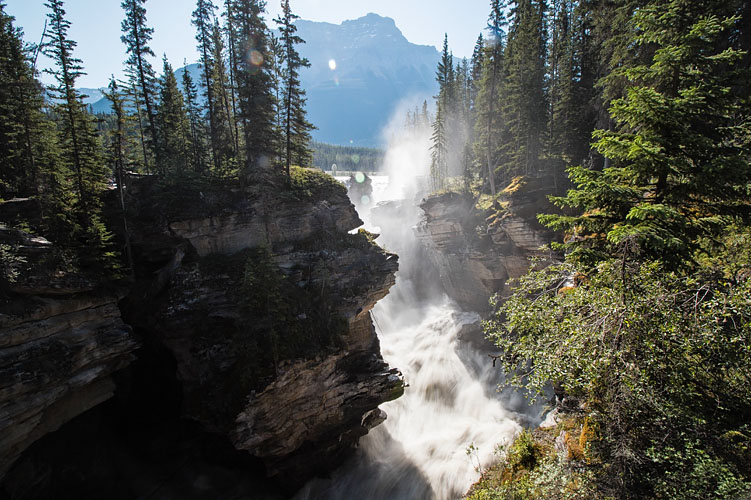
[{"xmin": 295, "ymin": 116, "xmax": 536, "ymax": 500}]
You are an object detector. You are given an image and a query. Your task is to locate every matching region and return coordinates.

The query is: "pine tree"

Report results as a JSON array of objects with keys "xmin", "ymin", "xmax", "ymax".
[
  {"xmin": 181, "ymin": 61, "xmax": 206, "ymax": 173},
  {"xmin": 103, "ymin": 77, "xmax": 134, "ymax": 272},
  {"xmin": 541, "ymin": 0, "xmax": 751, "ymax": 269},
  {"xmin": 501, "ymin": 0, "xmax": 548, "ymax": 178},
  {"xmin": 0, "ymin": 4, "xmax": 53, "ymax": 198},
  {"xmin": 546, "ymin": 0, "xmax": 577, "ymax": 187},
  {"xmin": 222, "ymin": 0, "xmax": 241, "ymax": 156},
  {"xmin": 268, "ymin": 31, "xmax": 285, "ymax": 166},
  {"xmin": 43, "ymin": 0, "xmax": 111, "ymax": 255},
  {"xmin": 430, "ymin": 34, "xmax": 452, "ymax": 191},
  {"xmin": 127, "ymin": 80, "xmax": 150, "ymax": 171},
  {"xmin": 121, "ymin": 0, "xmax": 160, "ymax": 169},
  {"xmin": 474, "ymin": 0, "xmax": 508, "ymax": 197},
  {"xmin": 192, "ymin": 0, "xmax": 219, "ymax": 169},
  {"xmin": 156, "ymin": 56, "xmax": 192, "ymax": 176},
  {"xmin": 228, "ymin": 0, "xmax": 277, "ymax": 179},
  {"xmin": 275, "ymin": 0, "xmax": 314, "ymax": 176},
  {"xmin": 208, "ymin": 19, "xmax": 237, "ymax": 173}
]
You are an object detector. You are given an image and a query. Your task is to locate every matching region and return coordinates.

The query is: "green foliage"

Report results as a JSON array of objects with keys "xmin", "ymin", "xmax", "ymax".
[
  {"xmin": 541, "ymin": 1, "xmax": 751, "ymax": 270},
  {"xmin": 465, "ymin": 427, "xmax": 596, "ymax": 500},
  {"xmin": 0, "ymin": 5, "xmax": 53, "ymax": 199},
  {"xmin": 121, "ymin": 0, "xmax": 160, "ymax": 168},
  {"xmin": 207, "ymin": 246, "xmax": 347, "ymax": 392},
  {"xmin": 275, "ymin": 0, "xmax": 314, "ymax": 176},
  {"xmin": 486, "ymin": 258, "xmax": 751, "ymax": 497},
  {"xmin": 288, "ymin": 166, "xmax": 347, "ymax": 200},
  {"xmin": 156, "ymin": 56, "xmax": 193, "ymax": 176},
  {"xmin": 0, "ymin": 243, "xmax": 26, "ymax": 287},
  {"xmin": 227, "ymin": 0, "xmax": 278, "ymax": 178}
]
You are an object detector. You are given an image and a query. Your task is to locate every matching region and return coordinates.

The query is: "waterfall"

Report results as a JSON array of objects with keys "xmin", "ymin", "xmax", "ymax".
[{"xmin": 296, "ymin": 121, "xmax": 536, "ymax": 499}]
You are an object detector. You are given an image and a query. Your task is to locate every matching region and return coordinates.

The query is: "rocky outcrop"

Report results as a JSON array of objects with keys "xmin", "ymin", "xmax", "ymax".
[
  {"xmin": 122, "ymin": 174, "xmax": 403, "ymax": 485},
  {"xmin": 415, "ymin": 178, "xmax": 557, "ymax": 311},
  {"xmin": 0, "ymin": 217, "xmax": 138, "ymax": 478},
  {"xmin": 1, "ymin": 173, "xmax": 402, "ymax": 494}
]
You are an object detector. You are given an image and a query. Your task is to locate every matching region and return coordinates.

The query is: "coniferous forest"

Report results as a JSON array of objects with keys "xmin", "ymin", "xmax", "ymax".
[
  {"xmin": 437, "ymin": 0, "xmax": 751, "ymax": 498},
  {"xmin": 1, "ymin": 0, "xmax": 751, "ymax": 498},
  {"xmin": 0, "ymin": 0, "xmax": 315, "ymax": 275}
]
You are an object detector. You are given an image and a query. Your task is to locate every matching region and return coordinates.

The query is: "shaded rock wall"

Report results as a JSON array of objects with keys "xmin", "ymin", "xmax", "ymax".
[
  {"xmin": 0, "ymin": 219, "xmax": 138, "ymax": 479},
  {"xmin": 415, "ymin": 179, "xmax": 557, "ymax": 311},
  {"xmin": 1, "ymin": 173, "xmax": 403, "ymax": 494},
  {"xmin": 122, "ymin": 175, "xmax": 403, "ymax": 485}
]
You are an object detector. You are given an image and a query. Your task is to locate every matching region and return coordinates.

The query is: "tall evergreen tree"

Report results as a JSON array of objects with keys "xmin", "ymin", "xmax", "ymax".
[
  {"xmin": 501, "ymin": 0, "xmax": 548, "ymax": 178},
  {"xmin": 275, "ymin": 0, "xmax": 313, "ymax": 176},
  {"xmin": 268, "ymin": 31, "xmax": 284, "ymax": 166},
  {"xmin": 121, "ymin": 0, "xmax": 160, "ymax": 169},
  {"xmin": 474, "ymin": 0, "xmax": 508, "ymax": 197},
  {"xmin": 0, "ymin": 4, "xmax": 53, "ymax": 199},
  {"xmin": 181, "ymin": 60, "xmax": 206, "ymax": 173},
  {"xmin": 43, "ymin": 0, "xmax": 111, "ymax": 253},
  {"xmin": 155, "ymin": 56, "xmax": 192, "ymax": 176},
  {"xmin": 228, "ymin": 0, "xmax": 277, "ymax": 179},
  {"xmin": 430, "ymin": 34, "xmax": 453, "ymax": 190},
  {"xmin": 541, "ymin": 0, "xmax": 751, "ymax": 269},
  {"xmin": 103, "ymin": 77, "xmax": 134, "ymax": 272},
  {"xmin": 222, "ymin": 0, "xmax": 241, "ymax": 156},
  {"xmin": 209, "ymin": 19, "xmax": 237, "ymax": 173},
  {"xmin": 192, "ymin": 0, "xmax": 218, "ymax": 169}
]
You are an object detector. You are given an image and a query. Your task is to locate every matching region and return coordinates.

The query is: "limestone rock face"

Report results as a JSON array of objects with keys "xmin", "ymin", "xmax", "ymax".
[
  {"xmin": 0, "ymin": 221, "xmax": 138, "ymax": 478},
  {"xmin": 124, "ymin": 175, "xmax": 402, "ymax": 484},
  {"xmin": 415, "ymin": 182, "xmax": 556, "ymax": 311}
]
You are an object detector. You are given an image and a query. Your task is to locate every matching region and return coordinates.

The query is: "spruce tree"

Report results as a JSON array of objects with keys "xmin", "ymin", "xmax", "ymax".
[
  {"xmin": 474, "ymin": 0, "xmax": 508, "ymax": 196},
  {"xmin": 209, "ymin": 19, "xmax": 237, "ymax": 173},
  {"xmin": 181, "ymin": 62, "xmax": 206, "ymax": 173},
  {"xmin": 541, "ymin": 0, "xmax": 751, "ymax": 269},
  {"xmin": 222, "ymin": 0, "xmax": 241, "ymax": 156},
  {"xmin": 121, "ymin": 0, "xmax": 160, "ymax": 169},
  {"xmin": 228, "ymin": 0, "xmax": 277, "ymax": 179},
  {"xmin": 43, "ymin": 0, "xmax": 111, "ymax": 256},
  {"xmin": 192, "ymin": 0, "xmax": 218, "ymax": 169},
  {"xmin": 275, "ymin": 0, "xmax": 314, "ymax": 176},
  {"xmin": 103, "ymin": 77, "xmax": 134, "ymax": 272},
  {"xmin": 268, "ymin": 31, "xmax": 284, "ymax": 166},
  {"xmin": 0, "ymin": 4, "xmax": 52, "ymax": 199},
  {"xmin": 155, "ymin": 56, "xmax": 192, "ymax": 176},
  {"xmin": 502, "ymin": 0, "xmax": 548, "ymax": 179},
  {"xmin": 430, "ymin": 34, "xmax": 452, "ymax": 191}
]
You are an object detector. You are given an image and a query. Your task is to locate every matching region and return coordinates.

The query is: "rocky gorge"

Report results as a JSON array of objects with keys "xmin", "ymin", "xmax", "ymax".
[{"xmin": 0, "ymin": 171, "xmax": 403, "ymax": 498}]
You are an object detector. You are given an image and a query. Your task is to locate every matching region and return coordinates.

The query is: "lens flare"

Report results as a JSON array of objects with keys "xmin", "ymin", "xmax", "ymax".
[
  {"xmin": 355, "ymin": 172, "xmax": 366, "ymax": 184},
  {"xmin": 360, "ymin": 195, "xmax": 370, "ymax": 205},
  {"xmin": 328, "ymin": 59, "xmax": 336, "ymax": 70},
  {"xmin": 249, "ymin": 50, "xmax": 263, "ymax": 66},
  {"xmin": 351, "ymin": 154, "xmax": 360, "ymax": 164}
]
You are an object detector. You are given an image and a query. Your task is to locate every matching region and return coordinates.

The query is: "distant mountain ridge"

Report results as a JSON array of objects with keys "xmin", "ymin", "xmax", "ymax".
[{"xmin": 81, "ymin": 13, "xmax": 439, "ymax": 147}]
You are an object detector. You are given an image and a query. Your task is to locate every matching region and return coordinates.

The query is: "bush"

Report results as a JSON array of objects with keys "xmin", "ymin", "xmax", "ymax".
[{"xmin": 485, "ymin": 259, "xmax": 751, "ymax": 497}]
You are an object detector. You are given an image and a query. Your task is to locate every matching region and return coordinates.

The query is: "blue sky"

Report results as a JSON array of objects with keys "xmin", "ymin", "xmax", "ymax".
[{"xmin": 4, "ymin": 0, "xmax": 491, "ymax": 88}]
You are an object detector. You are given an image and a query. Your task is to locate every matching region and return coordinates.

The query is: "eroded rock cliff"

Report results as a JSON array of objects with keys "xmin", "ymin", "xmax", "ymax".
[
  {"xmin": 415, "ymin": 177, "xmax": 557, "ymax": 311},
  {"xmin": 0, "ymin": 171, "xmax": 403, "ymax": 496},
  {"xmin": 121, "ymin": 173, "xmax": 402, "ymax": 484},
  {"xmin": 0, "ymin": 202, "xmax": 138, "ymax": 479}
]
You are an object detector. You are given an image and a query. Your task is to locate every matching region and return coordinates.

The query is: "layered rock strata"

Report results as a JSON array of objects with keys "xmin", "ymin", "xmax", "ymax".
[
  {"xmin": 415, "ymin": 178, "xmax": 557, "ymax": 311},
  {"xmin": 0, "ymin": 216, "xmax": 138, "ymax": 478},
  {"xmin": 123, "ymin": 175, "xmax": 403, "ymax": 484}
]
